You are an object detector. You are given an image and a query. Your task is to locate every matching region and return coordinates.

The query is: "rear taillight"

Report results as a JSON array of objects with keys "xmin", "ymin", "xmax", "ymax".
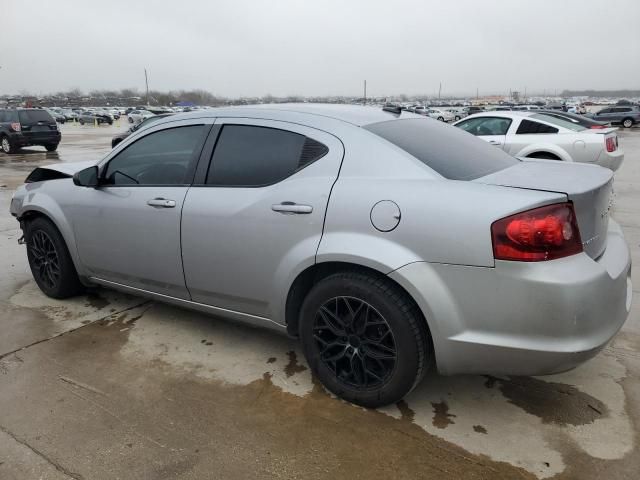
[
  {"xmin": 590, "ymin": 125, "xmax": 606, "ymax": 129},
  {"xmin": 491, "ymin": 203, "xmax": 583, "ymax": 262},
  {"xmin": 605, "ymin": 136, "xmax": 616, "ymax": 152},
  {"xmin": 10, "ymin": 122, "xmax": 21, "ymax": 132}
]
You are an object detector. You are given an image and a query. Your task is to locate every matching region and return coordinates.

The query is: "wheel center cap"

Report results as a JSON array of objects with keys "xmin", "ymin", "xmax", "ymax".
[{"xmin": 348, "ymin": 335, "xmax": 361, "ymax": 348}]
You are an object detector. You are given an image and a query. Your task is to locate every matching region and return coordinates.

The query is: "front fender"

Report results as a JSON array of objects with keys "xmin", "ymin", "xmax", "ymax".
[{"xmin": 16, "ymin": 182, "xmax": 89, "ymax": 280}]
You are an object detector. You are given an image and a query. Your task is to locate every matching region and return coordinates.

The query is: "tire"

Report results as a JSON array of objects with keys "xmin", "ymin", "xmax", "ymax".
[
  {"xmin": 25, "ymin": 217, "xmax": 84, "ymax": 299},
  {"xmin": 437, "ymin": 116, "xmax": 444, "ymax": 122},
  {"xmin": 128, "ymin": 117, "xmax": 133, "ymax": 123},
  {"xmin": 45, "ymin": 143, "xmax": 59, "ymax": 152},
  {"xmin": 622, "ymin": 118, "xmax": 634, "ymax": 128},
  {"xmin": 455, "ymin": 115, "xmax": 461, "ymax": 121},
  {"xmin": 527, "ymin": 152, "xmax": 561, "ymax": 160},
  {"xmin": 1, "ymin": 135, "xmax": 16, "ymax": 154},
  {"xmin": 79, "ymin": 119, "xmax": 85, "ymax": 125},
  {"xmin": 299, "ymin": 271, "xmax": 430, "ymax": 408}
]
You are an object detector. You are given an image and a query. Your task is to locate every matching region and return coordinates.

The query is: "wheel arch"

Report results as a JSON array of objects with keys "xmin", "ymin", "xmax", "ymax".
[
  {"xmin": 19, "ymin": 206, "xmax": 89, "ymax": 282},
  {"xmin": 516, "ymin": 144, "xmax": 571, "ymax": 162},
  {"xmin": 284, "ymin": 261, "xmax": 435, "ymax": 356}
]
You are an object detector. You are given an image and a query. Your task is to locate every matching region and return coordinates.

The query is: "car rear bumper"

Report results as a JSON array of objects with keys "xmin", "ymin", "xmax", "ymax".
[
  {"xmin": 389, "ymin": 218, "xmax": 631, "ymax": 376},
  {"xmin": 597, "ymin": 149, "xmax": 624, "ymax": 171},
  {"xmin": 9, "ymin": 130, "xmax": 61, "ymax": 147}
]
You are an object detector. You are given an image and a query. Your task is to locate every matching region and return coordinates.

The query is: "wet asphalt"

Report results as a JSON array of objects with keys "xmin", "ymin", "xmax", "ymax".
[{"xmin": 0, "ymin": 120, "xmax": 639, "ymax": 479}]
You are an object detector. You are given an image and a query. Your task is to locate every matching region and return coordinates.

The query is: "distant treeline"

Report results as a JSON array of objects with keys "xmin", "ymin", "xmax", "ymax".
[{"xmin": 561, "ymin": 89, "xmax": 640, "ymax": 98}]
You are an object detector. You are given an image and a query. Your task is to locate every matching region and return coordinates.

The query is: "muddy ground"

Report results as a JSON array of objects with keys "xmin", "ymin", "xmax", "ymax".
[{"xmin": 0, "ymin": 120, "xmax": 639, "ymax": 479}]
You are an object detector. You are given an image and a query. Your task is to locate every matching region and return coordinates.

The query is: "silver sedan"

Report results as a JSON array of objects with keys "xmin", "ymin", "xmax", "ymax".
[{"xmin": 9, "ymin": 104, "xmax": 632, "ymax": 407}]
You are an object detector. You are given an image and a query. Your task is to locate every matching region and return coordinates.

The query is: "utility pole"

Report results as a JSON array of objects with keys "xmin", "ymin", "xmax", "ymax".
[
  {"xmin": 144, "ymin": 68, "xmax": 150, "ymax": 106},
  {"xmin": 476, "ymin": 87, "xmax": 479, "ymax": 100},
  {"xmin": 363, "ymin": 80, "xmax": 367, "ymax": 105},
  {"xmin": 438, "ymin": 82, "xmax": 442, "ymax": 100}
]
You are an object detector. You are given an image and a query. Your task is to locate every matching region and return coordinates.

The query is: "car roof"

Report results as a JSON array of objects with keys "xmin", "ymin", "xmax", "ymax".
[
  {"xmin": 162, "ymin": 103, "xmax": 424, "ymax": 127},
  {"xmin": 466, "ymin": 111, "xmax": 536, "ymax": 119}
]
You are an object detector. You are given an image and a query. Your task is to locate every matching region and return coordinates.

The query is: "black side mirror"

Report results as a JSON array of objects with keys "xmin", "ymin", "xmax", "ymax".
[{"xmin": 73, "ymin": 165, "xmax": 99, "ymax": 187}]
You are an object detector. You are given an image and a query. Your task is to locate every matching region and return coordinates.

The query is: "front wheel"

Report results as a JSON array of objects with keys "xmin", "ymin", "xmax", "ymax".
[
  {"xmin": 25, "ymin": 217, "xmax": 84, "ymax": 299},
  {"xmin": 455, "ymin": 115, "xmax": 461, "ymax": 121},
  {"xmin": 1, "ymin": 135, "xmax": 16, "ymax": 154},
  {"xmin": 437, "ymin": 116, "xmax": 444, "ymax": 121},
  {"xmin": 622, "ymin": 118, "xmax": 634, "ymax": 128},
  {"xmin": 79, "ymin": 119, "xmax": 85, "ymax": 125},
  {"xmin": 299, "ymin": 271, "xmax": 430, "ymax": 408}
]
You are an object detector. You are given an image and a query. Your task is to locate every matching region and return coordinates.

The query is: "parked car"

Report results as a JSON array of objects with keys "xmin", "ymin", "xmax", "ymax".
[
  {"xmin": 454, "ymin": 111, "xmax": 623, "ymax": 170},
  {"xmin": 111, "ymin": 113, "xmax": 174, "ymax": 148},
  {"xmin": 0, "ymin": 108, "xmax": 61, "ymax": 153},
  {"xmin": 588, "ymin": 106, "xmax": 640, "ymax": 128},
  {"xmin": 462, "ymin": 106, "xmax": 484, "ymax": 116},
  {"xmin": 10, "ymin": 105, "xmax": 631, "ymax": 408},
  {"xmin": 127, "ymin": 109, "xmax": 154, "ymax": 124},
  {"xmin": 46, "ymin": 109, "xmax": 66, "ymax": 124},
  {"xmin": 427, "ymin": 108, "xmax": 455, "ymax": 122},
  {"xmin": 61, "ymin": 109, "xmax": 78, "ymax": 121},
  {"xmin": 537, "ymin": 110, "xmax": 609, "ymax": 129},
  {"xmin": 446, "ymin": 108, "xmax": 467, "ymax": 121},
  {"xmin": 78, "ymin": 111, "xmax": 112, "ymax": 125}
]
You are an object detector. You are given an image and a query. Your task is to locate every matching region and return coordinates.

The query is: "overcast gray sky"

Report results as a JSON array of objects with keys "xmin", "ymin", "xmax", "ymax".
[{"xmin": 4, "ymin": 0, "xmax": 639, "ymax": 97}]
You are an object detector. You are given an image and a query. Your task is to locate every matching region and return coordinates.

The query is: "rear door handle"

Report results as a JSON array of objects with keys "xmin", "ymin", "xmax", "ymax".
[
  {"xmin": 271, "ymin": 202, "xmax": 313, "ymax": 214},
  {"xmin": 147, "ymin": 198, "xmax": 176, "ymax": 208}
]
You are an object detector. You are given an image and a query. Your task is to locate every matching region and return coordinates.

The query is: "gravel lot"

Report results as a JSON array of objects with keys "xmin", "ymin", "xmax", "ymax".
[{"xmin": 0, "ymin": 120, "xmax": 639, "ymax": 479}]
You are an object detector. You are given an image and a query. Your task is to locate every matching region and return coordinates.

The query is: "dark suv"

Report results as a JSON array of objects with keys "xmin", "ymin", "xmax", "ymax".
[{"xmin": 0, "ymin": 108, "xmax": 61, "ymax": 154}]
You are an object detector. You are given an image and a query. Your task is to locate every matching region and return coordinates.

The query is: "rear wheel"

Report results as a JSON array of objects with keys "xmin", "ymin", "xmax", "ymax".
[
  {"xmin": 622, "ymin": 118, "xmax": 634, "ymax": 128},
  {"xmin": 527, "ymin": 152, "xmax": 561, "ymax": 160},
  {"xmin": 79, "ymin": 119, "xmax": 85, "ymax": 125},
  {"xmin": 299, "ymin": 271, "xmax": 430, "ymax": 408},
  {"xmin": 25, "ymin": 217, "xmax": 84, "ymax": 299},
  {"xmin": 1, "ymin": 135, "xmax": 16, "ymax": 154},
  {"xmin": 437, "ymin": 116, "xmax": 444, "ymax": 121},
  {"xmin": 45, "ymin": 143, "xmax": 59, "ymax": 152}
]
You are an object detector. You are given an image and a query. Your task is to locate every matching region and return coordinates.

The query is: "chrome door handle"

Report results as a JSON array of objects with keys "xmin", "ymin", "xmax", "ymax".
[
  {"xmin": 271, "ymin": 202, "xmax": 313, "ymax": 214},
  {"xmin": 147, "ymin": 198, "xmax": 176, "ymax": 208},
  {"xmin": 488, "ymin": 140, "xmax": 502, "ymax": 145}
]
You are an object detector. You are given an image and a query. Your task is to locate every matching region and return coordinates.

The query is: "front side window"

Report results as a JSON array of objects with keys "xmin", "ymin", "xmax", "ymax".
[
  {"xmin": 516, "ymin": 119, "xmax": 559, "ymax": 134},
  {"xmin": 104, "ymin": 125, "xmax": 205, "ymax": 185},
  {"xmin": 206, "ymin": 125, "xmax": 328, "ymax": 187},
  {"xmin": 456, "ymin": 117, "xmax": 512, "ymax": 136}
]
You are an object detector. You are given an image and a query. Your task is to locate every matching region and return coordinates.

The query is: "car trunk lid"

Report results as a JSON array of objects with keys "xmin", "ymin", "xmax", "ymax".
[{"xmin": 475, "ymin": 159, "xmax": 614, "ymax": 259}]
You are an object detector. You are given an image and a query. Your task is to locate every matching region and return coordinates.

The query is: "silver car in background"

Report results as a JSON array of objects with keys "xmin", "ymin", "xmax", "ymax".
[
  {"xmin": 454, "ymin": 111, "xmax": 624, "ymax": 170},
  {"xmin": 10, "ymin": 104, "xmax": 632, "ymax": 407}
]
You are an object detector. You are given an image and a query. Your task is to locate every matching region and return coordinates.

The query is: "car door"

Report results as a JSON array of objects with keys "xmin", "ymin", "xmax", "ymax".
[
  {"xmin": 181, "ymin": 118, "xmax": 344, "ymax": 320},
  {"xmin": 594, "ymin": 108, "xmax": 612, "ymax": 122},
  {"xmin": 70, "ymin": 118, "xmax": 211, "ymax": 298},
  {"xmin": 455, "ymin": 116, "xmax": 511, "ymax": 150}
]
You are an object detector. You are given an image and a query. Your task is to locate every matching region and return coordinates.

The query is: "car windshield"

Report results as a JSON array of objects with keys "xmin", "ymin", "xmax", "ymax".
[
  {"xmin": 365, "ymin": 118, "xmax": 519, "ymax": 180},
  {"xmin": 18, "ymin": 110, "xmax": 54, "ymax": 124},
  {"xmin": 531, "ymin": 114, "xmax": 586, "ymax": 132}
]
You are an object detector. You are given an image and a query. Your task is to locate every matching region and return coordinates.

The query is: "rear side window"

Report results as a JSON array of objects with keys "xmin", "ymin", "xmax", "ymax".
[
  {"xmin": 18, "ymin": 110, "xmax": 54, "ymax": 124},
  {"xmin": 516, "ymin": 119, "xmax": 559, "ymax": 134},
  {"xmin": 206, "ymin": 125, "xmax": 328, "ymax": 186},
  {"xmin": 365, "ymin": 118, "xmax": 518, "ymax": 180}
]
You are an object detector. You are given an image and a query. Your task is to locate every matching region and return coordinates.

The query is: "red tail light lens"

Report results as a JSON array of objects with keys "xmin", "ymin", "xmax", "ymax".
[
  {"xmin": 10, "ymin": 122, "xmax": 21, "ymax": 132},
  {"xmin": 492, "ymin": 203, "xmax": 583, "ymax": 261},
  {"xmin": 590, "ymin": 125, "xmax": 606, "ymax": 129},
  {"xmin": 605, "ymin": 136, "xmax": 616, "ymax": 152}
]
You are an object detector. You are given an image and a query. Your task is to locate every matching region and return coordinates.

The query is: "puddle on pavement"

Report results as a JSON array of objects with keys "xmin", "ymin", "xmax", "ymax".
[{"xmin": 117, "ymin": 300, "xmax": 634, "ymax": 479}]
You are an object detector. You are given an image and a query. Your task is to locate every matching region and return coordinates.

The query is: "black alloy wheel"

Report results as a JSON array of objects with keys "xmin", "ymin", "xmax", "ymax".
[
  {"xmin": 29, "ymin": 230, "xmax": 61, "ymax": 290},
  {"xmin": 313, "ymin": 296, "xmax": 397, "ymax": 389}
]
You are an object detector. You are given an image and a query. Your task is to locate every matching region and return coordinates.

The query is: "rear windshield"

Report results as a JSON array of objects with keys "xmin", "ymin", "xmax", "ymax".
[
  {"xmin": 531, "ymin": 113, "xmax": 586, "ymax": 132},
  {"xmin": 18, "ymin": 110, "xmax": 54, "ymax": 124},
  {"xmin": 364, "ymin": 118, "xmax": 518, "ymax": 180}
]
